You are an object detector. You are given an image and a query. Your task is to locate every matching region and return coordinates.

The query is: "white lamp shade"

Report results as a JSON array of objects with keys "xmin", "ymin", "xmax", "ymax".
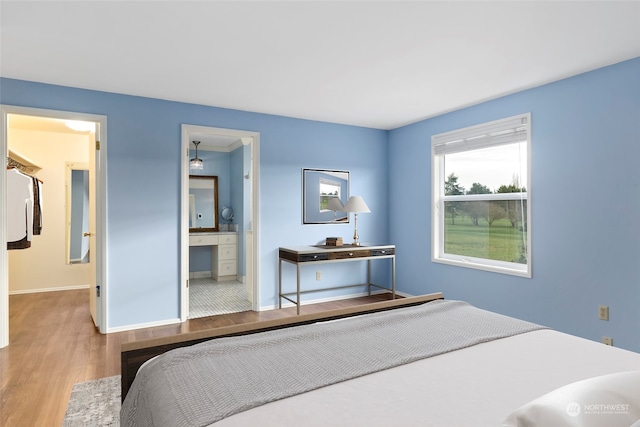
[
  {"xmin": 327, "ymin": 197, "xmax": 344, "ymax": 211},
  {"xmin": 344, "ymin": 196, "xmax": 370, "ymax": 213}
]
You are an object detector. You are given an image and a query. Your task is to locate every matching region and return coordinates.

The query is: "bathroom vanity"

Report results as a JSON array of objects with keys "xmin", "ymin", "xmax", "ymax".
[{"xmin": 189, "ymin": 232, "xmax": 237, "ymax": 281}]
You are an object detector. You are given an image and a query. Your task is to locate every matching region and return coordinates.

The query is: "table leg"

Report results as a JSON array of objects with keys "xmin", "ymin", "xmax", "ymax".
[
  {"xmin": 367, "ymin": 259, "xmax": 372, "ymax": 296},
  {"xmin": 392, "ymin": 256, "xmax": 396, "ymax": 299},
  {"xmin": 296, "ymin": 264, "xmax": 301, "ymax": 315},
  {"xmin": 278, "ymin": 258, "xmax": 282, "ymax": 309}
]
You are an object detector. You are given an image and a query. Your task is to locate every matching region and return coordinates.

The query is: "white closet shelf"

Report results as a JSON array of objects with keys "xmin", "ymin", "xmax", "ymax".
[{"xmin": 8, "ymin": 149, "xmax": 42, "ymax": 171}]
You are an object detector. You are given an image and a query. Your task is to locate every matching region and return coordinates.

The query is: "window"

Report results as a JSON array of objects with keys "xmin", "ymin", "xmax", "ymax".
[
  {"xmin": 319, "ymin": 178, "xmax": 341, "ymax": 212},
  {"xmin": 431, "ymin": 113, "xmax": 531, "ymax": 277}
]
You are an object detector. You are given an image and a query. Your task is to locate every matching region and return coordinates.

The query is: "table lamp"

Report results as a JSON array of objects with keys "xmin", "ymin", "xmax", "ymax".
[{"xmin": 344, "ymin": 196, "xmax": 370, "ymax": 246}]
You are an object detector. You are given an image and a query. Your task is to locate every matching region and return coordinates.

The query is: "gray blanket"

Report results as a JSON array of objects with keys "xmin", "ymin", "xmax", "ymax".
[{"xmin": 121, "ymin": 300, "xmax": 545, "ymax": 427}]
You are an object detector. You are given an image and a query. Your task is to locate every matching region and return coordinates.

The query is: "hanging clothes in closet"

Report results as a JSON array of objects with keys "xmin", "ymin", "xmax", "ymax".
[{"xmin": 6, "ymin": 166, "xmax": 43, "ymax": 250}]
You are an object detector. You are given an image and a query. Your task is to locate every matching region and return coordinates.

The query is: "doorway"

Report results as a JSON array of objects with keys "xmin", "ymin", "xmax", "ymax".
[
  {"xmin": 0, "ymin": 106, "xmax": 107, "ymax": 348},
  {"xmin": 180, "ymin": 124, "xmax": 260, "ymax": 320}
]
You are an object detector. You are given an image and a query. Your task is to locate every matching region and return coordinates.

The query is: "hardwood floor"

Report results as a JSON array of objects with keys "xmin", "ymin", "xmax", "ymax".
[{"xmin": 0, "ymin": 289, "xmax": 396, "ymax": 426}]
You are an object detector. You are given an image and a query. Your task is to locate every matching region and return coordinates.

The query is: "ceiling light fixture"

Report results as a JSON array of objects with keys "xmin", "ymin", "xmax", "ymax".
[
  {"xmin": 190, "ymin": 141, "xmax": 204, "ymax": 170},
  {"xmin": 65, "ymin": 120, "xmax": 95, "ymax": 132}
]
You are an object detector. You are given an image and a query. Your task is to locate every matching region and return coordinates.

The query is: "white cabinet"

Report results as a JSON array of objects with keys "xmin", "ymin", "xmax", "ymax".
[
  {"xmin": 189, "ymin": 232, "xmax": 237, "ymax": 281},
  {"xmin": 212, "ymin": 233, "xmax": 237, "ymax": 281}
]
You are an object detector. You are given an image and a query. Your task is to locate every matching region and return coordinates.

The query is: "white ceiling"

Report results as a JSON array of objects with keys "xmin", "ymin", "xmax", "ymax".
[{"xmin": 1, "ymin": 1, "xmax": 639, "ymax": 130}]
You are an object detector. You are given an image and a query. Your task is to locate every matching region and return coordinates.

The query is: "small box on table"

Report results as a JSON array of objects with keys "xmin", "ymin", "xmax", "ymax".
[{"xmin": 325, "ymin": 237, "xmax": 343, "ymax": 246}]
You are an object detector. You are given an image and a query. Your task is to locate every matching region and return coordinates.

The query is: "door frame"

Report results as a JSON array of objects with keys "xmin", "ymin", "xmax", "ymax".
[
  {"xmin": 0, "ymin": 105, "xmax": 108, "ymax": 348},
  {"xmin": 180, "ymin": 124, "xmax": 260, "ymax": 321}
]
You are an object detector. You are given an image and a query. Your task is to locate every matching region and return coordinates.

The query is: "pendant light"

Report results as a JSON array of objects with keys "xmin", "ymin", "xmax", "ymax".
[{"xmin": 190, "ymin": 141, "xmax": 203, "ymax": 170}]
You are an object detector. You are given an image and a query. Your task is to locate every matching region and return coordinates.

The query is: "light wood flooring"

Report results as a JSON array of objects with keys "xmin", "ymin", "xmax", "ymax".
[{"xmin": 0, "ymin": 289, "xmax": 396, "ymax": 426}]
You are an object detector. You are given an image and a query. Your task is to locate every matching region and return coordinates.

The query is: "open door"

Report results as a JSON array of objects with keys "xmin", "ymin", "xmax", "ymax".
[
  {"xmin": 88, "ymin": 128, "xmax": 99, "ymax": 327},
  {"xmin": 65, "ymin": 162, "xmax": 96, "ymax": 323}
]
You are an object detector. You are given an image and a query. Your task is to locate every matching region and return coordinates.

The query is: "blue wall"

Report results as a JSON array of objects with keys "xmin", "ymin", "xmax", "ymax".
[
  {"xmin": 189, "ymin": 149, "xmax": 233, "ymax": 273},
  {"xmin": 389, "ymin": 57, "xmax": 640, "ymax": 352},
  {"xmin": 0, "ymin": 77, "xmax": 389, "ymax": 328},
  {"xmin": 3, "ymin": 56, "xmax": 638, "ymax": 352}
]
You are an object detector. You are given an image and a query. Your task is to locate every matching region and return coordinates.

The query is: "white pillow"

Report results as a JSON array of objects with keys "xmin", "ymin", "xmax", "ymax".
[{"xmin": 502, "ymin": 370, "xmax": 640, "ymax": 427}]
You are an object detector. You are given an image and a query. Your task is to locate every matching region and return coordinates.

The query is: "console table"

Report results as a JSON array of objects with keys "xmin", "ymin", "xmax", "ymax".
[{"xmin": 279, "ymin": 244, "xmax": 395, "ymax": 314}]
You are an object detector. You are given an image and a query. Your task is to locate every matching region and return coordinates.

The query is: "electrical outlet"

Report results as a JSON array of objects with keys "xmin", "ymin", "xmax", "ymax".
[
  {"xmin": 316, "ymin": 271, "xmax": 322, "ymax": 281},
  {"xmin": 602, "ymin": 336, "xmax": 613, "ymax": 346},
  {"xmin": 599, "ymin": 305, "xmax": 609, "ymax": 321}
]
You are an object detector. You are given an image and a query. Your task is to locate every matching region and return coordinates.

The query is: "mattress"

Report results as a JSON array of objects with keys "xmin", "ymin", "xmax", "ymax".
[{"xmin": 211, "ymin": 329, "xmax": 640, "ymax": 426}]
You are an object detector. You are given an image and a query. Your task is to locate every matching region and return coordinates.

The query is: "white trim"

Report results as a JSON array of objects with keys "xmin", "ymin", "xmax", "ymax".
[
  {"xmin": 442, "ymin": 192, "xmax": 527, "ymax": 202},
  {"xmin": 0, "ymin": 105, "xmax": 108, "ymax": 348},
  {"xmin": 0, "ymin": 109, "xmax": 8, "ymax": 347},
  {"xmin": 95, "ymin": 115, "xmax": 108, "ymax": 333},
  {"xmin": 9, "ymin": 284, "xmax": 90, "ymax": 295},
  {"xmin": 181, "ymin": 125, "xmax": 261, "ymax": 322},
  {"xmin": 181, "ymin": 127, "xmax": 190, "ymax": 320},
  {"xmin": 433, "ymin": 256, "xmax": 530, "ymax": 278},
  {"xmin": 260, "ymin": 289, "xmax": 414, "ymax": 311},
  {"xmin": 106, "ymin": 318, "xmax": 181, "ymax": 333}
]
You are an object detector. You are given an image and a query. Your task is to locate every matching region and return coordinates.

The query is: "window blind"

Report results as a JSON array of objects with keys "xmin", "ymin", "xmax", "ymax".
[{"xmin": 432, "ymin": 114, "xmax": 529, "ymax": 156}]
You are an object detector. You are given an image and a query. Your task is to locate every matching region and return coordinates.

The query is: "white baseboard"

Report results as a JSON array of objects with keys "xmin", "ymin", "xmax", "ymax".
[
  {"xmin": 259, "ymin": 288, "xmax": 413, "ymax": 311},
  {"xmin": 107, "ymin": 317, "xmax": 182, "ymax": 333},
  {"xmin": 9, "ymin": 284, "xmax": 90, "ymax": 295},
  {"xmin": 190, "ymin": 271, "xmax": 246, "ymax": 283},
  {"xmin": 190, "ymin": 271, "xmax": 212, "ymax": 279}
]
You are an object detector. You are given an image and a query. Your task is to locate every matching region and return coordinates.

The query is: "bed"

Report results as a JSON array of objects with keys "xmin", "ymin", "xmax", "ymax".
[{"xmin": 120, "ymin": 293, "xmax": 640, "ymax": 426}]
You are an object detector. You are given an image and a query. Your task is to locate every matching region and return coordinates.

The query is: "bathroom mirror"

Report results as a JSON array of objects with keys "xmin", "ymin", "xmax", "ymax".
[
  {"xmin": 189, "ymin": 175, "xmax": 219, "ymax": 232},
  {"xmin": 302, "ymin": 168, "xmax": 349, "ymax": 224}
]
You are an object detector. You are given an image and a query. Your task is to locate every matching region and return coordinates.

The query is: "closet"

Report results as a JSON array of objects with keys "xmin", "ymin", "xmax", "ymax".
[
  {"xmin": 6, "ymin": 150, "xmax": 43, "ymax": 251},
  {"xmin": 6, "ymin": 115, "xmax": 95, "ymax": 297}
]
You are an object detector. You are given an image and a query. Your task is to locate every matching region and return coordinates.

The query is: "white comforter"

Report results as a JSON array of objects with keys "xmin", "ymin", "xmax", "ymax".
[{"xmin": 212, "ymin": 329, "xmax": 640, "ymax": 426}]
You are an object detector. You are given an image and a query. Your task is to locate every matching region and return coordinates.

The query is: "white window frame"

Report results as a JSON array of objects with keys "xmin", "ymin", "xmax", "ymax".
[
  {"xmin": 319, "ymin": 177, "xmax": 341, "ymax": 213},
  {"xmin": 431, "ymin": 113, "xmax": 532, "ymax": 278}
]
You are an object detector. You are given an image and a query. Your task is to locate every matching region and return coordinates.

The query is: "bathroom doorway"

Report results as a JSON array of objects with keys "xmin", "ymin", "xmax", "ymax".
[{"xmin": 180, "ymin": 124, "xmax": 260, "ymax": 320}]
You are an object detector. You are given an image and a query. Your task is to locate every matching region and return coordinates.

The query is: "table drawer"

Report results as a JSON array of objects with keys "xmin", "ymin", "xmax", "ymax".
[
  {"xmin": 219, "ymin": 234, "xmax": 237, "ymax": 245},
  {"xmin": 298, "ymin": 253, "xmax": 329, "ymax": 262},
  {"xmin": 218, "ymin": 244, "xmax": 236, "ymax": 260},
  {"xmin": 328, "ymin": 250, "xmax": 370, "ymax": 260},
  {"xmin": 189, "ymin": 235, "xmax": 219, "ymax": 246},
  {"xmin": 371, "ymin": 248, "xmax": 395, "ymax": 256},
  {"xmin": 218, "ymin": 260, "xmax": 237, "ymax": 276}
]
